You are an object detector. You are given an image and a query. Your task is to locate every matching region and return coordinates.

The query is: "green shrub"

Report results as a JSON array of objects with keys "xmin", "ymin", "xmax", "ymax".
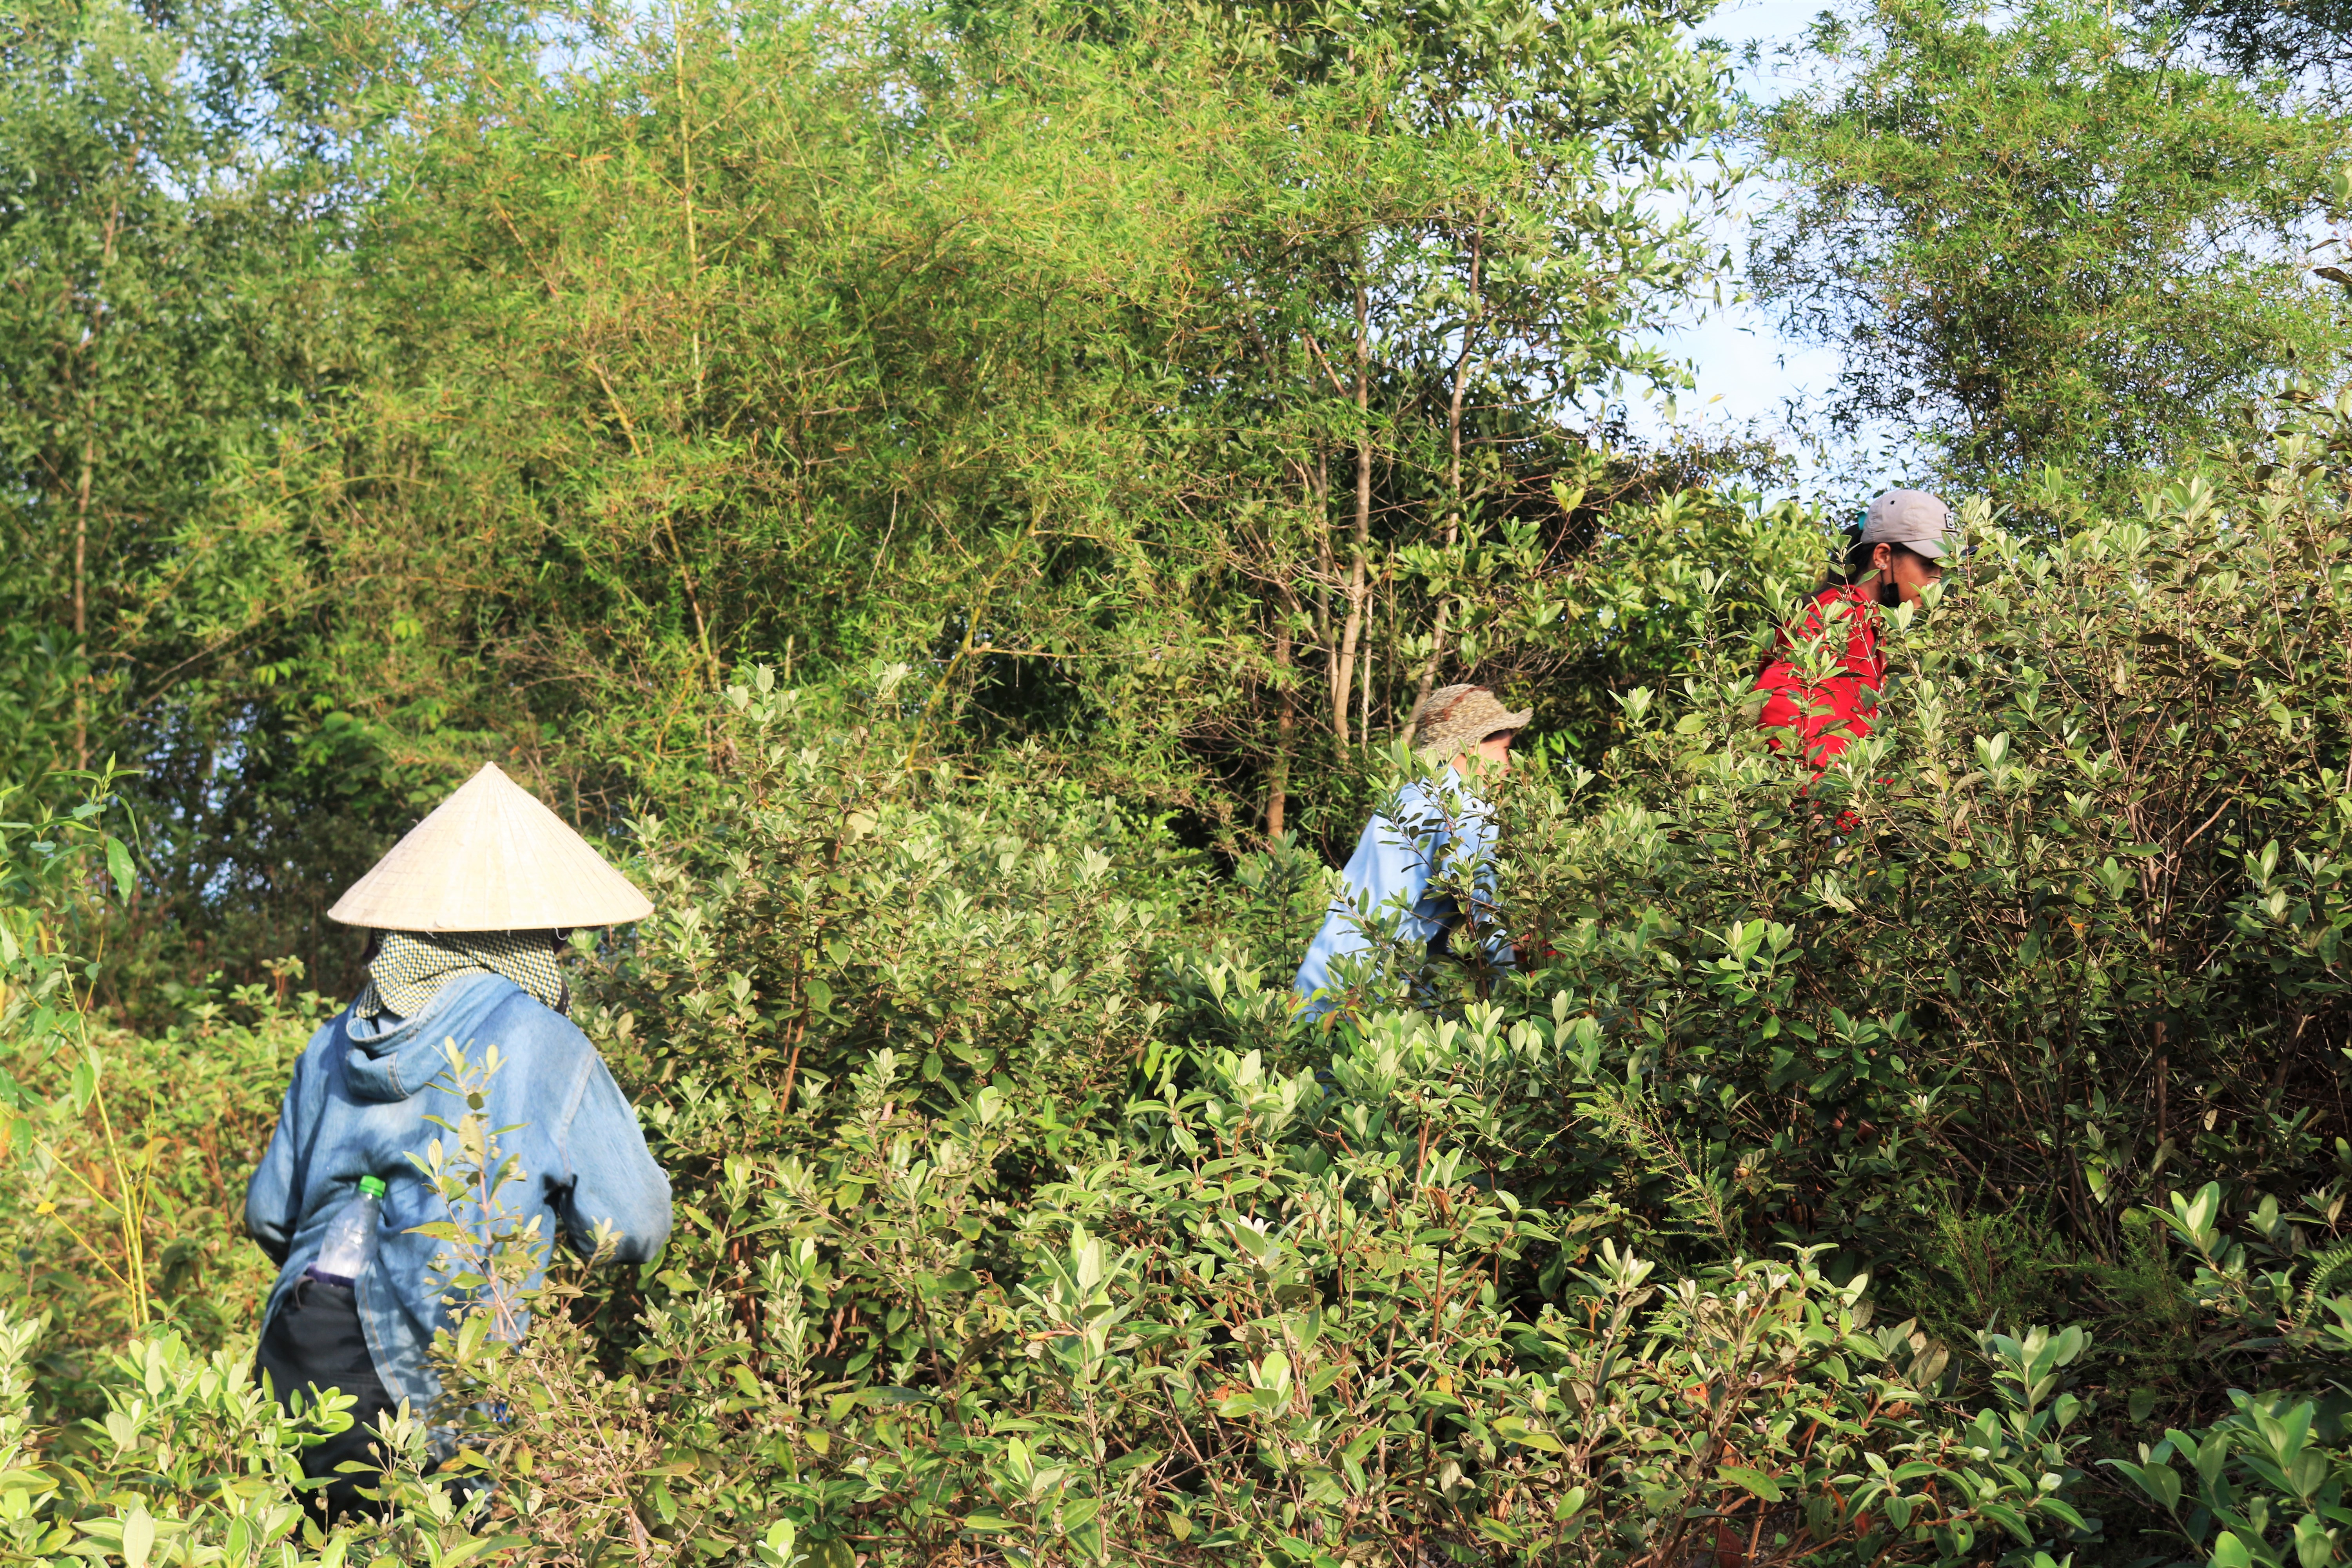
[
  {"xmin": 592, "ymin": 668, "xmax": 1200, "ymax": 1110},
  {"xmin": 0, "ymin": 1307, "xmax": 520, "ymax": 1568},
  {"xmin": 258, "ymin": 664, "xmax": 2058, "ymax": 1562},
  {"xmin": 436, "ymin": 987, "xmax": 2100, "ymax": 1564},
  {"xmin": 2099, "ymin": 1181, "xmax": 2352, "ymax": 1566},
  {"xmin": 0, "ymin": 775, "xmax": 314, "ymax": 1380},
  {"xmin": 20, "ymin": 396, "xmax": 2352, "ymax": 1563},
  {"xmin": 1490, "ymin": 394, "xmax": 2352, "ymax": 1304}
]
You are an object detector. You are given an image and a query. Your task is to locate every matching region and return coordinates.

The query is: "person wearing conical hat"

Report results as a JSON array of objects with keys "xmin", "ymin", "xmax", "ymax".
[
  {"xmin": 244, "ymin": 764, "xmax": 671, "ymax": 1519},
  {"xmin": 1293, "ymin": 684, "xmax": 1529, "ymax": 1021}
]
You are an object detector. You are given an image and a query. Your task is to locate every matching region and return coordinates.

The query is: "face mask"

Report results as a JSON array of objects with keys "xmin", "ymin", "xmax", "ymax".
[{"xmin": 1878, "ymin": 577, "xmax": 1902, "ymax": 609}]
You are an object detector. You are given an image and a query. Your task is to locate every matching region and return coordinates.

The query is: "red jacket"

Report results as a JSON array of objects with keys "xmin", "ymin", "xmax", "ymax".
[{"xmin": 1754, "ymin": 583, "xmax": 1886, "ymax": 766}]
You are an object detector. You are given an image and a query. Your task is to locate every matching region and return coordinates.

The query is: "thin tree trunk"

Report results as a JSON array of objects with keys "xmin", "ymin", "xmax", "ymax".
[
  {"xmin": 1332, "ymin": 280, "xmax": 1373, "ymax": 750},
  {"xmin": 1408, "ymin": 600, "xmax": 1450, "ymax": 746},
  {"xmin": 677, "ymin": 6, "xmax": 704, "ymax": 411},
  {"xmin": 2154, "ymin": 1018, "xmax": 2170, "ymax": 1157},
  {"xmin": 1408, "ymin": 231, "xmax": 1483, "ymax": 742},
  {"xmin": 1312, "ymin": 454, "xmax": 1332, "ymax": 660},
  {"xmin": 69, "ymin": 192, "xmax": 125, "ymax": 774},
  {"xmin": 74, "ymin": 431, "xmax": 93, "ymax": 771},
  {"xmin": 1268, "ymin": 600, "xmax": 1295, "ymax": 837}
]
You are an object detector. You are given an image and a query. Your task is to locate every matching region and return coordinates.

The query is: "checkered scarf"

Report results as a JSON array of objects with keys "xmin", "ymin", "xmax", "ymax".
[{"xmin": 352, "ymin": 930, "xmax": 568, "ymax": 1020}]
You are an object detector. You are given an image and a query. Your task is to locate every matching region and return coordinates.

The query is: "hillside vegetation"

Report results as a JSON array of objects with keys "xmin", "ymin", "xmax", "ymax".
[
  {"xmin": 4, "ymin": 0, "xmax": 2352, "ymax": 1563},
  {"xmin": 4, "ymin": 404, "xmax": 2349, "ymax": 1564}
]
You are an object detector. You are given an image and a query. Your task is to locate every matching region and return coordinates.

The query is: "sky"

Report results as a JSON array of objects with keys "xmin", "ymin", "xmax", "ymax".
[{"xmin": 1619, "ymin": 0, "xmax": 1933, "ymax": 502}]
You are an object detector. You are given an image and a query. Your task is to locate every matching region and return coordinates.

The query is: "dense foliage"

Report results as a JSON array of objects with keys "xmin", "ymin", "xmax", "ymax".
[
  {"xmin": 8, "ymin": 400, "xmax": 2350, "ymax": 1564},
  {"xmin": 1507, "ymin": 400, "xmax": 2352, "ymax": 1283},
  {"xmin": 1, "ymin": 0, "xmax": 1764, "ymax": 1004},
  {"xmin": 6, "ymin": 0, "xmax": 2352, "ymax": 1561}
]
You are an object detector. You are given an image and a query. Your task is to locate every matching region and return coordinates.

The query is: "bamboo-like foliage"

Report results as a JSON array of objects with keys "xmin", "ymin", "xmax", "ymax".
[
  {"xmin": 3, "ymin": 0, "xmax": 1749, "ymax": 1001},
  {"xmin": 1752, "ymin": 0, "xmax": 2352, "ymax": 496}
]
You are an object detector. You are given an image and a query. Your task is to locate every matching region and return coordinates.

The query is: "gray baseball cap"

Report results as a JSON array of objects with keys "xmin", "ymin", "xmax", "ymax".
[{"xmin": 1862, "ymin": 488, "xmax": 1953, "ymax": 559}]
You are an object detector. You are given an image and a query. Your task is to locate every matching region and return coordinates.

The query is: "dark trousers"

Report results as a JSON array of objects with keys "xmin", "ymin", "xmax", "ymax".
[{"xmin": 255, "ymin": 1276, "xmax": 397, "ymax": 1522}]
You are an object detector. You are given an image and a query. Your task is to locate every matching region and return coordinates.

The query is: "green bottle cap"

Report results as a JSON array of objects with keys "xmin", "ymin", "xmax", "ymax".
[{"xmin": 359, "ymin": 1176, "xmax": 387, "ymax": 1198}]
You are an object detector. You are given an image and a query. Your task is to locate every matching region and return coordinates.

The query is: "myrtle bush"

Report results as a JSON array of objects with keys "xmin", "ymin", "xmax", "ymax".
[
  {"xmin": 479, "ymin": 672, "xmax": 2104, "ymax": 1564},
  {"xmin": 2100, "ymin": 1181, "xmax": 2352, "ymax": 1567},
  {"xmin": 451, "ymin": 992, "xmax": 2098, "ymax": 1565},
  {"xmin": 0, "ymin": 1309, "xmax": 518, "ymax": 1568},
  {"xmin": 18, "ymin": 398, "xmax": 2352, "ymax": 1564},
  {"xmin": 1439, "ymin": 393, "xmax": 2352, "ymax": 1555},
  {"xmin": 1492, "ymin": 394, "xmax": 2352, "ymax": 1318}
]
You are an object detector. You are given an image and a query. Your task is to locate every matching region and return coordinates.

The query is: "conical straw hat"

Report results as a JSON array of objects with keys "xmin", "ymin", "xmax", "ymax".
[{"xmin": 327, "ymin": 763, "xmax": 654, "ymax": 931}]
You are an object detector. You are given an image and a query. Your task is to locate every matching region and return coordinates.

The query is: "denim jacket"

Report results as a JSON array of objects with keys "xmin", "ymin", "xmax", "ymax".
[
  {"xmin": 245, "ymin": 972, "xmax": 671, "ymax": 1414},
  {"xmin": 1293, "ymin": 775, "xmax": 1510, "ymax": 1016}
]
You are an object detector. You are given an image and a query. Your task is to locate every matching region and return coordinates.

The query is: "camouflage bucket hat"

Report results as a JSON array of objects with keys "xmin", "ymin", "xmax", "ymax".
[{"xmin": 1409, "ymin": 684, "xmax": 1532, "ymax": 764}]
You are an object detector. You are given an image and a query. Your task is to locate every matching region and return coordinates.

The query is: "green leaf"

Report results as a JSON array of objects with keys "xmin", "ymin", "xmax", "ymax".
[
  {"xmin": 429, "ymin": 1535, "xmax": 529, "ymax": 1568},
  {"xmin": 1979, "ymin": 1502, "xmax": 2036, "ymax": 1544},
  {"xmin": 122, "ymin": 1507, "xmax": 154, "ymax": 1568},
  {"xmin": 2040, "ymin": 1498, "xmax": 2090, "ymax": 1530},
  {"xmin": 1717, "ymin": 1466, "xmax": 1785, "ymax": 1502},
  {"xmin": 104, "ymin": 836, "xmax": 134, "ymax": 904}
]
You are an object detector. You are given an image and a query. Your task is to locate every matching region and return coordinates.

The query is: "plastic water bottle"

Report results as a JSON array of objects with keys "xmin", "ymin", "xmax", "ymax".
[{"xmin": 307, "ymin": 1176, "xmax": 386, "ymax": 1285}]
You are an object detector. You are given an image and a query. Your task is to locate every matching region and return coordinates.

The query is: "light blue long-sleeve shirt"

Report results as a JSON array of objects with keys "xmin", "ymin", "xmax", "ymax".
[{"xmin": 1293, "ymin": 775, "xmax": 1506, "ymax": 1016}]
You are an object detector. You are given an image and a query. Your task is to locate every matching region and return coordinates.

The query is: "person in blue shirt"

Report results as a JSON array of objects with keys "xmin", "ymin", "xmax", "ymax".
[
  {"xmin": 245, "ymin": 763, "xmax": 671, "ymax": 1519},
  {"xmin": 1294, "ymin": 684, "xmax": 1529, "ymax": 1020}
]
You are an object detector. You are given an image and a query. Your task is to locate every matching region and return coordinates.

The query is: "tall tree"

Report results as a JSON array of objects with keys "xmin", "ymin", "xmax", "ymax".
[
  {"xmin": 325, "ymin": 0, "xmax": 1745, "ymax": 843},
  {"xmin": 0, "ymin": 0, "xmax": 1775, "ymax": 1002},
  {"xmin": 1751, "ymin": 0, "xmax": 2352, "ymax": 498},
  {"xmin": 0, "ymin": 0, "xmax": 565, "ymax": 995}
]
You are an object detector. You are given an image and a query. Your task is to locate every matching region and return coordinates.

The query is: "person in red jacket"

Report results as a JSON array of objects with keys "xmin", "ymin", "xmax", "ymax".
[{"xmin": 1756, "ymin": 488, "xmax": 1952, "ymax": 766}]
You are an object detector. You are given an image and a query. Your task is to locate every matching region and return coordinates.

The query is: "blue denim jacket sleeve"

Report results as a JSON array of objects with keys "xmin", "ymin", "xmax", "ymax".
[
  {"xmin": 244, "ymin": 1056, "xmax": 309, "ymax": 1266},
  {"xmin": 555, "ymin": 1050, "xmax": 672, "ymax": 1261}
]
